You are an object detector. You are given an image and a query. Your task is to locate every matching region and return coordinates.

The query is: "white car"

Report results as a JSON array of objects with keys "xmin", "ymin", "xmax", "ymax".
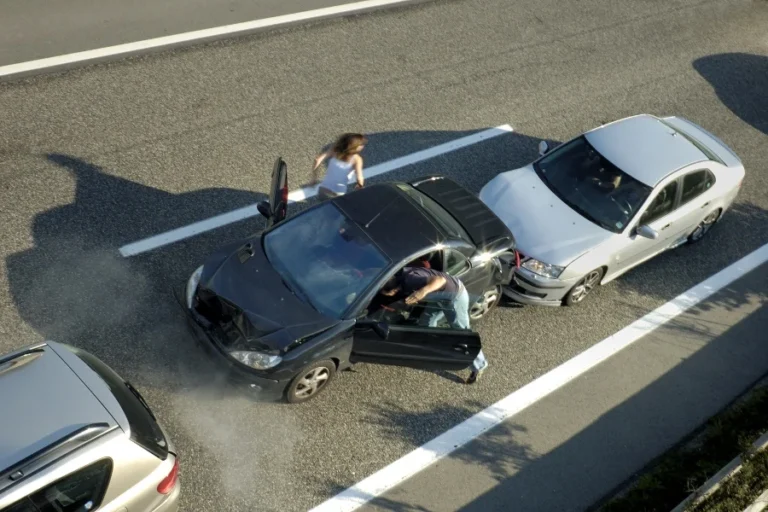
[{"xmin": 479, "ymin": 114, "xmax": 745, "ymax": 306}]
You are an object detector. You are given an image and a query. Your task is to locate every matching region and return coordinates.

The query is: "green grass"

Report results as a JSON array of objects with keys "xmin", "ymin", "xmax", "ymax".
[
  {"xmin": 691, "ymin": 449, "xmax": 768, "ymax": 512},
  {"xmin": 599, "ymin": 385, "xmax": 768, "ymax": 512}
]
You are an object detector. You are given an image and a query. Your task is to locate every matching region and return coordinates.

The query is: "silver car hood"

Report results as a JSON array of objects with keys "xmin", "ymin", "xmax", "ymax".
[{"xmin": 479, "ymin": 165, "xmax": 613, "ymax": 267}]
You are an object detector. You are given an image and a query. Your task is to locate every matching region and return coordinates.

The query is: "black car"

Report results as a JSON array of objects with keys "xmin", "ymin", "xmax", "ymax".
[{"xmin": 177, "ymin": 158, "xmax": 517, "ymax": 403}]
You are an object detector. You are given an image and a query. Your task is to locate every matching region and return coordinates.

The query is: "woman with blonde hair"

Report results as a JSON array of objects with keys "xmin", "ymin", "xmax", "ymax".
[{"xmin": 312, "ymin": 133, "xmax": 367, "ymax": 200}]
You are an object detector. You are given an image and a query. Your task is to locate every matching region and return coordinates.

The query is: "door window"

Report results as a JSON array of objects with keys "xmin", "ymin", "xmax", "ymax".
[
  {"xmin": 444, "ymin": 249, "xmax": 470, "ymax": 276},
  {"xmin": 680, "ymin": 169, "xmax": 715, "ymax": 206},
  {"xmin": 28, "ymin": 458, "xmax": 113, "ymax": 512},
  {"xmin": 640, "ymin": 181, "xmax": 679, "ymax": 225}
]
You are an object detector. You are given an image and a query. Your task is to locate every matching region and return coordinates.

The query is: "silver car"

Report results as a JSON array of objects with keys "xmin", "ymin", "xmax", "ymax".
[
  {"xmin": 0, "ymin": 341, "xmax": 180, "ymax": 512},
  {"xmin": 479, "ymin": 114, "xmax": 745, "ymax": 306}
]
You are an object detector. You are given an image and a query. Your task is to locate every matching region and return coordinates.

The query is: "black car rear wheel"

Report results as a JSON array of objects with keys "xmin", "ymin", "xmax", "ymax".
[
  {"xmin": 469, "ymin": 286, "xmax": 502, "ymax": 321},
  {"xmin": 286, "ymin": 360, "xmax": 337, "ymax": 404}
]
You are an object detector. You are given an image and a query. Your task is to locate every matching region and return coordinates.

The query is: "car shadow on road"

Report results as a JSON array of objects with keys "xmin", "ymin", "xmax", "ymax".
[
  {"xmin": 612, "ymin": 201, "xmax": 768, "ymax": 309},
  {"xmin": 4, "ymin": 127, "xmax": 553, "ymax": 511},
  {"xmin": 332, "ymin": 275, "xmax": 768, "ymax": 512},
  {"xmin": 693, "ymin": 53, "xmax": 768, "ymax": 136}
]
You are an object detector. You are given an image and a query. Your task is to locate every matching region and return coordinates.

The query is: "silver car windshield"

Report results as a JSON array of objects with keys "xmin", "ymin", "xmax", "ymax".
[
  {"xmin": 533, "ymin": 136, "xmax": 652, "ymax": 233},
  {"xmin": 263, "ymin": 202, "xmax": 390, "ymax": 318}
]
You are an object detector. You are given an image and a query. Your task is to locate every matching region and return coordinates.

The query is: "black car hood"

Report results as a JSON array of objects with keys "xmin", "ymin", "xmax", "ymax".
[{"xmin": 197, "ymin": 237, "xmax": 339, "ymax": 351}]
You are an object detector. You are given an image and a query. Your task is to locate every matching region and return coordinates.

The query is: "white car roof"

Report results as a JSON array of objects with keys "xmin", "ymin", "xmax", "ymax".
[{"xmin": 585, "ymin": 114, "xmax": 709, "ymax": 187}]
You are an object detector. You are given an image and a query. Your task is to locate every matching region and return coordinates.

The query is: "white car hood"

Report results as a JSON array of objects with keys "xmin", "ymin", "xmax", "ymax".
[{"xmin": 479, "ymin": 165, "xmax": 613, "ymax": 267}]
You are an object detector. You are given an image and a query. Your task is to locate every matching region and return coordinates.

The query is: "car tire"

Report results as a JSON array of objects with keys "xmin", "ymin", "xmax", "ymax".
[
  {"xmin": 285, "ymin": 360, "xmax": 337, "ymax": 404},
  {"xmin": 563, "ymin": 267, "xmax": 605, "ymax": 306},
  {"xmin": 469, "ymin": 285, "xmax": 502, "ymax": 322},
  {"xmin": 687, "ymin": 209, "xmax": 721, "ymax": 244}
]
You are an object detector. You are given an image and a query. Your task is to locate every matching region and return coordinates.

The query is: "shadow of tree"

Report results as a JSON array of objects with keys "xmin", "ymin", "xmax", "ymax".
[{"xmin": 693, "ymin": 53, "xmax": 768, "ymax": 135}]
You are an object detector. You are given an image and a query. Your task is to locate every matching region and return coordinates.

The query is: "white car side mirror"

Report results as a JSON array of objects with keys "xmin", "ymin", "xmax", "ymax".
[
  {"xmin": 538, "ymin": 141, "xmax": 549, "ymax": 156},
  {"xmin": 636, "ymin": 225, "xmax": 659, "ymax": 240}
]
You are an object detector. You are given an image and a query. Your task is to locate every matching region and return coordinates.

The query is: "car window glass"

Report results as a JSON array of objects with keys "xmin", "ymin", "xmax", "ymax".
[
  {"xmin": 534, "ymin": 136, "xmax": 653, "ymax": 233},
  {"xmin": 3, "ymin": 498, "xmax": 38, "ymax": 512},
  {"xmin": 264, "ymin": 203, "xmax": 390, "ymax": 318},
  {"xmin": 640, "ymin": 181, "xmax": 679, "ymax": 225},
  {"xmin": 66, "ymin": 346, "xmax": 168, "ymax": 461},
  {"xmin": 444, "ymin": 249, "xmax": 470, "ymax": 275},
  {"xmin": 29, "ymin": 459, "xmax": 112, "ymax": 512},
  {"xmin": 681, "ymin": 170, "xmax": 715, "ymax": 205}
]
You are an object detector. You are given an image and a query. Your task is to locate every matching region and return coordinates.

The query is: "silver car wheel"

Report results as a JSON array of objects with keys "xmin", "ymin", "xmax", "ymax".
[
  {"xmin": 569, "ymin": 270, "xmax": 602, "ymax": 303},
  {"xmin": 470, "ymin": 286, "xmax": 501, "ymax": 321},
  {"xmin": 294, "ymin": 367, "xmax": 330, "ymax": 399},
  {"xmin": 689, "ymin": 211, "xmax": 719, "ymax": 242}
]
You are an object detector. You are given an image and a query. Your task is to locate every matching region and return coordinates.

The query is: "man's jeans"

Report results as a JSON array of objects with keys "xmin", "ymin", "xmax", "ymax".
[{"xmin": 419, "ymin": 285, "xmax": 489, "ymax": 373}]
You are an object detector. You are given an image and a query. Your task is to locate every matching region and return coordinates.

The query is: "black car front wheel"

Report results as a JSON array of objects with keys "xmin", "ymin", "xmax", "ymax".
[{"xmin": 286, "ymin": 360, "xmax": 337, "ymax": 404}]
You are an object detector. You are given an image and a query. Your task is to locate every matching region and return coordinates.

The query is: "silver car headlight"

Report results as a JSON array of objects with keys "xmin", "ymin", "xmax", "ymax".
[
  {"xmin": 229, "ymin": 350, "xmax": 283, "ymax": 370},
  {"xmin": 186, "ymin": 265, "xmax": 204, "ymax": 308},
  {"xmin": 521, "ymin": 258, "xmax": 565, "ymax": 279}
]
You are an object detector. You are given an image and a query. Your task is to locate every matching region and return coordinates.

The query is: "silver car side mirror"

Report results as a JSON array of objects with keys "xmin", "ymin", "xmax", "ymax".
[
  {"xmin": 636, "ymin": 225, "xmax": 659, "ymax": 240},
  {"xmin": 538, "ymin": 141, "xmax": 549, "ymax": 156}
]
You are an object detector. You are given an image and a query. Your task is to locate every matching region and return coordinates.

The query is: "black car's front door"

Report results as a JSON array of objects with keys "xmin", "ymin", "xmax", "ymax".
[
  {"xmin": 262, "ymin": 156, "xmax": 289, "ymax": 227},
  {"xmin": 350, "ymin": 322, "xmax": 481, "ymax": 371}
]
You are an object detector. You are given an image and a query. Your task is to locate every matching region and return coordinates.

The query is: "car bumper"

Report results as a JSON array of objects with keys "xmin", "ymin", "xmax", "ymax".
[
  {"xmin": 502, "ymin": 268, "xmax": 574, "ymax": 307},
  {"xmin": 173, "ymin": 288, "xmax": 288, "ymax": 401},
  {"xmin": 151, "ymin": 483, "xmax": 181, "ymax": 512}
]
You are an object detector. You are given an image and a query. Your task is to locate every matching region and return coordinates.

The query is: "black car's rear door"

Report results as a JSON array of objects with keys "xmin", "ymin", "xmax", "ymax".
[
  {"xmin": 266, "ymin": 157, "xmax": 289, "ymax": 226},
  {"xmin": 350, "ymin": 323, "xmax": 481, "ymax": 371}
]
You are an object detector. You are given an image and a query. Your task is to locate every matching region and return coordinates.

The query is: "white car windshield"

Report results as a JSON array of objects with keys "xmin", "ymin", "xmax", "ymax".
[
  {"xmin": 534, "ymin": 136, "xmax": 652, "ymax": 233},
  {"xmin": 263, "ymin": 202, "xmax": 390, "ymax": 318}
]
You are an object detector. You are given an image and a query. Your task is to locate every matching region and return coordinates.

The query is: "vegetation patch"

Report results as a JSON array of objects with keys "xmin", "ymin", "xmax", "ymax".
[{"xmin": 598, "ymin": 384, "xmax": 768, "ymax": 512}]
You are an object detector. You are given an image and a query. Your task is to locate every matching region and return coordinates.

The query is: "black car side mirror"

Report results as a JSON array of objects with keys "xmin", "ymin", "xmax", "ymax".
[
  {"xmin": 257, "ymin": 200, "xmax": 273, "ymax": 219},
  {"xmin": 357, "ymin": 319, "xmax": 390, "ymax": 340}
]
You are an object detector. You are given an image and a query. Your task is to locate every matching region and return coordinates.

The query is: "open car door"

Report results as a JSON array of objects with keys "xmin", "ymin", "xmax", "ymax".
[
  {"xmin": 257, "ymin": 157, "xmax": 289, "ymax": 227},
  {"xmin": 351, "ymin": 319, "xmax": 482, "ymax": 372}
]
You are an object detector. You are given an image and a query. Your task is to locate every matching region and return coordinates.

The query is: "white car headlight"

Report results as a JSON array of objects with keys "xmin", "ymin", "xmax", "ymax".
[
  {"xmin": 229, "ymin": 350, "xmax": 283, "ymax": 370},
  {"xmin": 186, "ymin": 265, "xmax": 204, "ymax": 308},
  {"xmin": 521, "ymin": 258, "xmax": 565, "ymax": 279}
]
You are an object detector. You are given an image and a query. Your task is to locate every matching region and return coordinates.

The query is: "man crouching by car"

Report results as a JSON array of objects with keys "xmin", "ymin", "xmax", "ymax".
[{"xmin": 381, "ymin": 267, "xmax": 488, "ymax": 384}]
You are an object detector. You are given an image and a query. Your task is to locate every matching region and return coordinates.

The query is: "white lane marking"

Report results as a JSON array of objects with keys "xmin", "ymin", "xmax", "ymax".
[
  {"xmin": 0, "ymin": 0, "xmax": 419, "ymax": 78},
  {"xmin": 118, "ymin": 125, "xmax": 514, "ymax": 257},
  {"xmin": 308, "ymin": 242, "xmax": 768, "ymax": 512}
]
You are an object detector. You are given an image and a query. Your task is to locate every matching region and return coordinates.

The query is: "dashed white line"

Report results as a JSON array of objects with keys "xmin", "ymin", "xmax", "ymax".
[
  {"xmin": 307, "ymin": 241, "xmax": 768, "ymax": 512},
  {"xmin": 0, "ymin": 0, "xmax": 422, "ymax": 79},
  {"xmin": 118, "ymin": 124, "xmax": 514, "ymax": 257}
]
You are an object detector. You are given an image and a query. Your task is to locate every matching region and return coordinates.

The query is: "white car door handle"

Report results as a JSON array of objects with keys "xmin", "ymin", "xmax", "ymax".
[
  {"xmin": 661, "ymin": 223, "xmax": 671, "ymax": 230},
  {"xmin": 701, "ymin": 201, "xmax": 710, "ymax": 209}
]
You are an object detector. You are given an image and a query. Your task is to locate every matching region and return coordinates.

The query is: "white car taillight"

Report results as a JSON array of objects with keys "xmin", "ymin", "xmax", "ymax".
[{"xmin": 157, "ymin": 458, "xmax": 179, "ymax": 495}]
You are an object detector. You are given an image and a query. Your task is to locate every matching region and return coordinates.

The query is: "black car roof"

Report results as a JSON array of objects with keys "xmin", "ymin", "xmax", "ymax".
[
  {"xmin": 331, "ymin": 183, "xmax": 447, "ymax": 263},
  {"xmin": 411, "ymin": 176, "xmax": 514, "ymax": 249}
]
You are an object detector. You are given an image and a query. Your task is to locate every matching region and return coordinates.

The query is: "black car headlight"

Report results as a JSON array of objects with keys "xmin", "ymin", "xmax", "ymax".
[{"xmin": 228, "ymin": 350, "xmax": 283, "ymax": 370}]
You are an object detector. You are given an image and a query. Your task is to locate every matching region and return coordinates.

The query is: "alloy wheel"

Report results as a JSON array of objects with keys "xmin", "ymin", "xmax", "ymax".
[
  {"xmin": 293, "ymin": 367, "xmax": 330, "ymax": 400},
  {"xmin": 689, "ymin": 211, "xmax": 719, "ymax": 242},
  {"xmin": 569, "ymin": 270, "xmax": 602, "ymax": 304},
  {"xmin": 470, "ymin": 287, "xmax": 501, "ymax": 321}
]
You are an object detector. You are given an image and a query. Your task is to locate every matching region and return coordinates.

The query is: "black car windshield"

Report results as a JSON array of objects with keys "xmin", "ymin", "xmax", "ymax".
[
  {"xmin": 533, "ymin": 136, "xmax": 652, "ymax": 233},
  {"xmin": 263, "ymin": 202, "xmax": 390, "ymax": 318}
]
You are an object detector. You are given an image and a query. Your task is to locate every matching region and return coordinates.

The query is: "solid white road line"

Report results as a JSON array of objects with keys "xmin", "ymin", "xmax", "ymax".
[
  {"xmin": 0, "ymin": 0, "xmax": 420, "ymax": 78},
  {"xmin": 307, "ymin": 242, "xmax": 768, "ymax": 512},
  {"xmin": 118, "ymin": 124, "xmax": 514, "ymax": 257}
]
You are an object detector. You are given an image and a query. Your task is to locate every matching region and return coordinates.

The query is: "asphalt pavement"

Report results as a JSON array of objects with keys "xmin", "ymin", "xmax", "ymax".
[
  {"xmin": 0, "ymin": 0, "xmax": 386, "ymax": 66},
  {"xmin": 1, "ymin": 0, "xmax": 767, "ymax": 511},
  {"xmin": 359, "ymin": 264, "xmax": 768, "ymax": 512}
]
